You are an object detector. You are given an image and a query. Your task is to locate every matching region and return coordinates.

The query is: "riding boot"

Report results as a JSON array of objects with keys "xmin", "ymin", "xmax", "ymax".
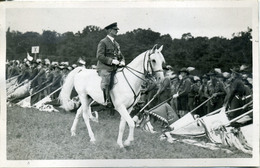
[
  {"xmin": 103, "ymin": 89, "xmax": 107, "ymax": 104},
  {"xmin": 103, "ymin": 88, "xmax": 112, "ymax": 107}
]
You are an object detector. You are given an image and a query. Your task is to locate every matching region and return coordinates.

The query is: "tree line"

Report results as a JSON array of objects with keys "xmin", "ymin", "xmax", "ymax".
[{"xmin": 6, "ymin": 26, "xmax": 252, "ymax": 74}]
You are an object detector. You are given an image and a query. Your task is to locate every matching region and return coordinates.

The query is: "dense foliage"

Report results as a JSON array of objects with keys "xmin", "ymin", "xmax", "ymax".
[{"xmin": 6, "ymin": 26, "xmax": 252, "ymax": 74}]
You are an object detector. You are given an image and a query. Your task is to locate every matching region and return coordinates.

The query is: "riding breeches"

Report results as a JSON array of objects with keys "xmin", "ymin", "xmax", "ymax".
[{"xmin": 98, "ymin": 70, "xmax": 111, "ymax": 90}]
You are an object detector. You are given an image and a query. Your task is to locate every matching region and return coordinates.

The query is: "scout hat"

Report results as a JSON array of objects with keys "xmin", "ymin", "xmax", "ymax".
[
  {"xmin": 222, "ymin": 72, "xmax": 231, "ymax": 78},
  {"xmin": 78, "ymin": 58, "xmax": 86, "ymax": 65},
  {"xmin": 193, "ymin": 76, "xmax": 201, "ymax": 82},
  {"xmin": 207, "ymin": 70, "xmax": 216, "ymax": 76},
  {"xmin": 72, "ymin": 64, "xmax": 77, "ymax": 69},
  {"xmin": 104, "ymin": 22, "xmax": 119, "ymax": 30},
  {"xmin": 179, "ymin": 67, "xmax": 189, "ymax": 74},
  {"xmin": 201, "ymin": 74, "xmax": 208, "ymax": 80},
  {"xmin": 230, "ymin": 67, "xmax": 241, "ymax": 76}
]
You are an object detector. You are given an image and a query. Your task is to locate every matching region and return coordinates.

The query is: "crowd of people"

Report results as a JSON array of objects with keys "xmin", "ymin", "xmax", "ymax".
[
  {"xmin": 137, "ymin": 64, "xmax": 253, "ymax": 123},
  {"xmin": 6, "ymin": 57, "xmax": 253, "ymax": 123},
  {"xmin": 6, "ymin": 58, "xmax": 88, "ymax": 104}
]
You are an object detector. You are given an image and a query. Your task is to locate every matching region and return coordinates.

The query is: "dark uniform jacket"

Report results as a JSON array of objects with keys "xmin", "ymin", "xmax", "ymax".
[
  {"xmin": 224, "ymin": 78, "xmax": 249, "ymax": 105},
  {"xmin": 178, "ymin": 76, "xmax": 192, "ymax": 97},
  {"xmin": 17, "ymin": 67, "xmax": 31, "ymax": 84},
  {"xmin": 96, "ymin": 36, "xmax": 124, "ymax": 72}
]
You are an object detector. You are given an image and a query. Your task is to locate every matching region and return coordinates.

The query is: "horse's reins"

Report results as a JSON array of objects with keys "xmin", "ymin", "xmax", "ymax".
[{"xmin": 121, "ymin": 50, "xmax": 163, "ymax": 109}]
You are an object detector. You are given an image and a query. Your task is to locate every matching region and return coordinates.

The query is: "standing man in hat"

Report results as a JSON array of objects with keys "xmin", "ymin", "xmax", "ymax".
[
  {"xmin": 223, "ymin": 67, "xmax": 252, "ymax": 119},
  {"xmin": 206, "ymin": 70, "xmax": 226, "ymax": 114},
  {"xmin": 172, "ymin": 67, "xmax": 192, "ymax": 118},
  {"xmin": 96, "ymin": 22, "xmax": 125, "ymax": 105}
]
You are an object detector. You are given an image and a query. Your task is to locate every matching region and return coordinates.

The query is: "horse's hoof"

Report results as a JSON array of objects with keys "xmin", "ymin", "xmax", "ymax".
[
  {"xmin": 167, "ymin": 137, "xmax": 177, "ymax": 143},
  {"xmin": 117, "ymin": 142, "xmax": 124, "ymax": 148},
  {"xmin": 71, "ymin": 131, "xmax": 76, "ymax": 136},
  {"xmin": 90, "ymin": 117, "xmax": 99, "ymax": 123},
  {"xmin": 124, "ymin": 140, "xmax": 131, "ymax": 147},
  {"xmin": 90, "ymin": 139, "xmax": 96, "ymax": 144}
]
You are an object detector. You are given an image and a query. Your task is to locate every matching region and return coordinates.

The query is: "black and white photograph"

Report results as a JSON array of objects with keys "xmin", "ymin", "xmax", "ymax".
[{"xmin": 0, "ymin": 0, "xmax": 259, "ymax": 167}]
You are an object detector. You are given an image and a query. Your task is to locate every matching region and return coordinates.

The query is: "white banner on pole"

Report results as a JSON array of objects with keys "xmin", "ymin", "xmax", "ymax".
[{"xmin": 31, "ymin": 46, "xmax": 40, "ymax": 53}]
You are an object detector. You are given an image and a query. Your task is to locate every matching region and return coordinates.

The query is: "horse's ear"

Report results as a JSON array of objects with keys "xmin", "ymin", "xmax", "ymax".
[
  {"xmin": 158, "ymin": 45, "xmax": 163, "ymax": 52},
  {"xmin": 151, "ymin": 44, "xmax": 158, "ymax": 53}
]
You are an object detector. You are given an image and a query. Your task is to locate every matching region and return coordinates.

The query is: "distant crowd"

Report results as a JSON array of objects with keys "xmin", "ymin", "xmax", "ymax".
[
  {"xmin": 137, "ymin": 65, "xmax": 252, "ymax": 121},
  {"xmin": 6, "ymin": 58, "xmax": 253, "ymax": 120}
]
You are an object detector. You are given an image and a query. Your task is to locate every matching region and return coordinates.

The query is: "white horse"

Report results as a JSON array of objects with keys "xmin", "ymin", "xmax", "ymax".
[{"xmin": 59, "ymin": 45, "xmax": 165, "ymax": 148}]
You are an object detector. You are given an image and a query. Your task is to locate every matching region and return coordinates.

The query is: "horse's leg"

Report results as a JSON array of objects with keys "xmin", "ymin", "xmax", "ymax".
[
  {"xmin": 117, "ymin": 117, "xmax": 127, "ymax": 148},
  {"xmin": 88, "ymin": 100, "xmax": 98, "ymax": 123},
  {"xmin": 79, "ymin": 93, "xmax": 96, "ymax": 143},
  {"xmin": 115, "ymin": 104, "xmax": 135, "ymax": 147},
  {"xmin": 124, "ymin": 107, "xmax": 135, "ymax": 146},
  {"xmin": 71, "ymin": 105, "xmax": 82, "ymax": 136}
]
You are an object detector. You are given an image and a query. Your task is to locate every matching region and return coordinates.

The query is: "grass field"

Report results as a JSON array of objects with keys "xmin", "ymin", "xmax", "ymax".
[{"xmin": 6, "ymin": 105, "xmax": 251, "ymax": 160}]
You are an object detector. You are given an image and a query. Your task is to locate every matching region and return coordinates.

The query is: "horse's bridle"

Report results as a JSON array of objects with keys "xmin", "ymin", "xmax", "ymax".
[{"xmin": 120, "ymin": 49, "xmax": 164, "ymax": 109}]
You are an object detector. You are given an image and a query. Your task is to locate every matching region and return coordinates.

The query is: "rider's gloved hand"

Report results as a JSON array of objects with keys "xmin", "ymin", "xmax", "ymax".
[
  {"xmin": 111, "ymin": 59, "xmax": 120, "ymax": 65},
  {"xmin": 119, "ymin": 61, "xmax": 125, "ymax": 66}
]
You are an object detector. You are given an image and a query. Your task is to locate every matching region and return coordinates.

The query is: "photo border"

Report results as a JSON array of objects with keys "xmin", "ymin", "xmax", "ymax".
[{"xmin": 0, "ymin": 0, "xmax": 259, "ymax": 167}]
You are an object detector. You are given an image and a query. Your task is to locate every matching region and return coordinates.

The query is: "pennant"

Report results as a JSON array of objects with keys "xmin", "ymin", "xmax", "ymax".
[
  {"xmin": 33, "ymin": 96, "xmax": 52, "ymax": 109},
  {"xmin": 27, "ymin": 52, "xmax": 33, "ymax": 61},
  {"xmin": 17, "ymin": 96, "xmax": 31, "ymax": 108}
]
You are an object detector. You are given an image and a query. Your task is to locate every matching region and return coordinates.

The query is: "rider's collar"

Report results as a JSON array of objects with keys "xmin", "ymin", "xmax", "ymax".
[{"xmin": 107, "ymin": 35, "xmax": 115, "ymax": 43}]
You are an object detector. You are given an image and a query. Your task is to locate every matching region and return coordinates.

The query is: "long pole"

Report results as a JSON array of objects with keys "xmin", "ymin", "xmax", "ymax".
[
  {"xmin": 225, "ymin": 109, "xmax": 253, "ymax": 126},
  {"xmin": 17, "ymin": 83, "xmax": 53, "ymax": 105},
  {"xmin": 189, "ymin": 95, "xmax": 214, "ymax": 114},
  {"xmin": 138, "ymin": 93, "xmax": 159, "ymax": 113}
]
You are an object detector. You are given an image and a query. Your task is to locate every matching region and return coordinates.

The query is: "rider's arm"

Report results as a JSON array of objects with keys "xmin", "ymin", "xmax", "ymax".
[{"xmin": 96, "ymin": 41, "xmax": 113, "ymax": 65}]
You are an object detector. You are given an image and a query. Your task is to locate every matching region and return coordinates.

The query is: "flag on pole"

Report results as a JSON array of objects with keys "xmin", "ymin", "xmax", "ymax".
[
  {"xmin": 17, "ymin": 96, "xmax": 31, "ymax": 108},
  {"xmin": 27, "ymin": 52, "xmax": 33, "ymax": 61}
]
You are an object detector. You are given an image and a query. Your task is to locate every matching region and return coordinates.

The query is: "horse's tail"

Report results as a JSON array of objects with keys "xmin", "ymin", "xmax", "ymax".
[{"xmin": 59, "ymin": 67, "xmax": 84, "ymax": 111}]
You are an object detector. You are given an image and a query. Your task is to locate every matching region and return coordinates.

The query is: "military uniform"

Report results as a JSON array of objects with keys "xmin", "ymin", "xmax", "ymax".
[
  {"xmin": 96, "ymin": 36, "xmax": 124, "ymax": 72},
  {"xmin": 17, "ymin": 64, "xmax": 31, "ymax": 84},
  {"xmin": 30, "ymin": 65, "xmax": 47, "ymax": 104},
  {"xmin": 224, "ymin": 74, "xmax": 251, "ymax": 119},
  {"xmin": 206, "ymin": 77, "xmax": 226, "ymax": 113},
  {"xmin": 96, "ymin": 22, "xmax": 125, "ymax": 104},
  {"xmin": 156, "ymin": 77, "xmax": 172, "ymax": 103},
  {"xmin": 177, "ymin": 76, "xmax": 192, "ymax": 111},
  {"xmin": 173, "ymin": 68, "xmax": 192, "ymax": 117},
  {"xmin": 188, "ymin": 79, "xmax": 201, "ymax": 112}
]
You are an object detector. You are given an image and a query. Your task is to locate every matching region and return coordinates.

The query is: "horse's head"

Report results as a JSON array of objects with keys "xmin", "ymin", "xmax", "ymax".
[{"xmin": 144, "ymin": 44, "xmax": 165, "ymax": 82}]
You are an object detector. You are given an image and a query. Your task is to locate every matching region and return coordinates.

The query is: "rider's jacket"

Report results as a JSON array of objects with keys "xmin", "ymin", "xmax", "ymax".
[{"xmin": 96, "ymin": 36, "xmax": 124, "ymax": 72}]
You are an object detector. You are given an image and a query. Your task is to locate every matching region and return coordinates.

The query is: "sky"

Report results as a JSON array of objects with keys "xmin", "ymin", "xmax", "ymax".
[{"xmin": 5, "ymin": 4, "xmax": 252, "ymax": 39}]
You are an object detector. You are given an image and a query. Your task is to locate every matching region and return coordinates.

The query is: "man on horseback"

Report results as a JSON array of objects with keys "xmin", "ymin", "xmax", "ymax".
[{"xmin": 96, "ymin": 22, "xmax": 125, "ymax": 105}]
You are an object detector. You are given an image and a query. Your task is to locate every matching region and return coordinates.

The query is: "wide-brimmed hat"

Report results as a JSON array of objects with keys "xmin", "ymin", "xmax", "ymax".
[
  {"xmin": 201, "ymin": 74, "xmax": 208, "ymax": 79},
  {"xmin": 72, "ymin": 64, "xmax": 77, "ymax": 68},
  {"xmin": 164, "ymin": 65, "xmax": 173, "ymax": 70},
  {"xmin": 193, "ymin": 76, "xmax": 201, "ymax": 82},
  {"xmin": 104, "ymin": 22, "xmax": 119, "ymax": 30},
  {"xmin": 78, "ymin": 58, "xmax": 86, "ymax": 65},
  {"xmin": 179, "ymin": 67, "xmax": 189, "ymax": 74},
  {"xmin": 216, "ymin": 73, "xmax": 224, "ymax": 78},
  {"xmin": 36, "ymin": 58, "xmax": 42, "ymax": 64},
  {"xmin": 222, "ymin": 72, "xmax": 231, "ymax": 78},
  {"xmin": 52, "ymin": 61, "xmax": 59, "ymax": 66},
  {"xmin": 207, "ymin": 70, "xmax": 216, "ymax": 76}
]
